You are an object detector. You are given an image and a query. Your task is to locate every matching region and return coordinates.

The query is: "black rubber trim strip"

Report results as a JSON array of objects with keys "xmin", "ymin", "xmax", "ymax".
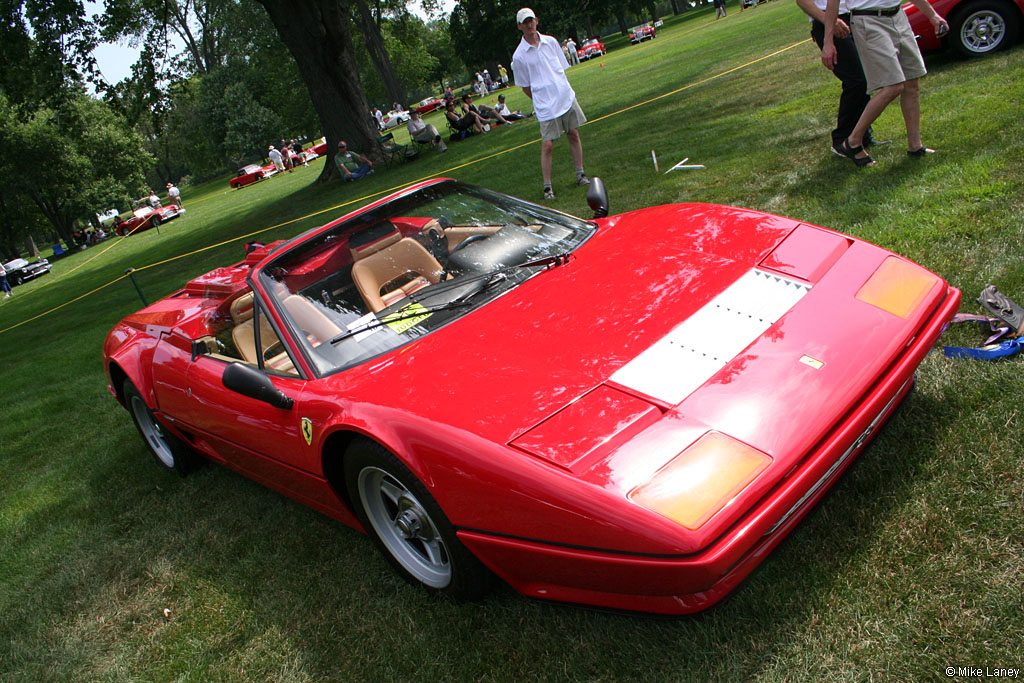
[{"xmin": 455, "ymin": 526, "xmax": 704, "ymax": 559}]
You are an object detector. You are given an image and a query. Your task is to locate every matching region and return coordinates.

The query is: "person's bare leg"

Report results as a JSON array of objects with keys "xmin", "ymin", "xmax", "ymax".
[
  {"xmin": 899, "ymin": 78, "xmax": 923, "ymax": 151},
  {"xmin": 847, "ymin": 83, "xmax": 902, "ymax": 161},
  {"xmin": 540, "ymin": 140, "xmax": 555, "ymax": 185},
  {"xmin": 567, "ymin": 128, "xmax": 584, "ymax": 170}
]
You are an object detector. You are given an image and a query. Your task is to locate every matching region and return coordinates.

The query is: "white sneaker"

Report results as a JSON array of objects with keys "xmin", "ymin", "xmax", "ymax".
[
  {"xmin": 483, "ymin": 124, "xmax": 491, "ymax": 132},
  {"xmin": 438, "ymin": 142, "xmax": 448, "ymax": 153}
]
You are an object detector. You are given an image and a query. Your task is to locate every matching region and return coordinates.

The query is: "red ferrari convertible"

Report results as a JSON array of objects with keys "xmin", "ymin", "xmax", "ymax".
[{"xmin": 103, "ymin": 179, "xmax": 959, "ymax": 614}]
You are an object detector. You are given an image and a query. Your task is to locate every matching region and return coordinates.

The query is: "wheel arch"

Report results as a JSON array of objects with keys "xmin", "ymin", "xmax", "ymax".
[{"xmin": 319, "ymin": 423, "xmax": 438, "ymax": 521}]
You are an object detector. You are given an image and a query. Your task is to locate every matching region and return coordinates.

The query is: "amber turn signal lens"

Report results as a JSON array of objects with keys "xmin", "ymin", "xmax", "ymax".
[
  {"xmin": 856, "ymin": 256, "xmax": 939, "ymax": 319},
  {"xmin": 629, "ymin": 432, "xmax": 771, "ymax": 531}
]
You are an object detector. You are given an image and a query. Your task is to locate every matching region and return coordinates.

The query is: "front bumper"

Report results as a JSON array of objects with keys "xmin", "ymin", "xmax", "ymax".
[{"xmin": 459, "ymin": 285, "xmax": 960, "ymax": 614}]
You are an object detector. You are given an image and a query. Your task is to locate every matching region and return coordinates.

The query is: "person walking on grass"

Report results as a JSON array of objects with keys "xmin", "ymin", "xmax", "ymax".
[
  {"xmin": 512, "ymin": 7, "xmax": 589, "ymax": 200},
  {"xmin": 1, "ymin": 262, "xmax": 12, "ymax": 299},
  {"xmin": 166, "ymin": 182, "xmax": 182, "ymax": 209},
  {"xmin": 797, "ymin": 0, "xmax": 883, "ymax": 156},
  {"xmin": 821, "ymin": 0, "xmax": 947, "ymax": 166}
]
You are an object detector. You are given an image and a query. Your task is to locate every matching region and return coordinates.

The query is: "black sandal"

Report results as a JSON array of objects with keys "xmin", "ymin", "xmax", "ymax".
[
  {"xmin": 839, "ymin": 138, "xmax": 876, "ymax": 167},
  {"xmin": 907, "ymin": 147, "xmax": 936, "ymax": 157}
]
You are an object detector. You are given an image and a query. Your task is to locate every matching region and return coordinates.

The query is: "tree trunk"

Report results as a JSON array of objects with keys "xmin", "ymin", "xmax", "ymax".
[
  {"xmin": 669, "ymin": 0, "xmax": 681, "ymax": 15},
  {"xmin": 615, "ymin": 11, "xmax": 629, "ymax": 35},
  {"xmin": 353, "ymin": 0, "xmax": 404, "ymax": 107},
  {"xmin": 647, "ymin": 2, "xmax": 660, "ymax": 22},
  {"xmin": 254, "ymin": 0, "xmax": 381, "ymax": 183}
]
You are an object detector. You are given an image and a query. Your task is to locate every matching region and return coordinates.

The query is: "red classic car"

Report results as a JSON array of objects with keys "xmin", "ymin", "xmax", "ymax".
[
  {"xmin": 114, "ymin": 201, "xmax": 185, "ymax": 236},
  {"xmin": 299, "ymin": 140, "xmax": 328, "ymax": 163},
  {"xmin": 905, "ymin": 0, "xmax": 1023, "ymax": 56},
  {"xmin": 577, "ymin": 38, "xmax": 607, "ymax": 60},
  {"xmin": 229, "ymin": 163, "xmax": 279, "ymax": 189},
  {"xmin": 412, "ymin": 97, "xmax": 443, "ymax": 115},
  {"xmin": 631, "ymin": 23, "xmax": 657, "ymax": 43},
  {"xmin": 103, "ymin": 178, "xmax": 959, "ymax": 614}
]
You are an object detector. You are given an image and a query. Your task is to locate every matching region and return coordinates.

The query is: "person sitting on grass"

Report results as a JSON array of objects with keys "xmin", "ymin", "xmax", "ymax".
[
  {"xmin": 461, "ymin": 94, "xmax": 511, "ymax": 126},
  {"xmin": 493, "ymin": 93, "xmax": 532, "ymax": 121},
  {"xmin": 334, "ymin": 141, "xmax": 374, "ymax": 181},
  {"xmin": 407, "ymin": 110, "xmax": 448, "ymax": 152},
  {"xmin": 445, "ymin": 100, "xmax": 489, "ymax": 135}
]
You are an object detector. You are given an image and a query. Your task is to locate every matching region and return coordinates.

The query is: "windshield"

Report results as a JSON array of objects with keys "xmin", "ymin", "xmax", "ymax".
[{"xmin": 258, "ymin": 179, "xmax": 595, "ymax": 376}]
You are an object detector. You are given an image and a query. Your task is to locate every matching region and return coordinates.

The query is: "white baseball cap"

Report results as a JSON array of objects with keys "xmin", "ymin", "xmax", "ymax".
[{"xmin": 516, "ymin": 7, "xmax": 536, "ymax": 24}]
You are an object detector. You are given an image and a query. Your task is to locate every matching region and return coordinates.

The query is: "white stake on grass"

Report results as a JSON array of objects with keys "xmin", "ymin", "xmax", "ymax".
[
  {"xmin": 665, "ymin": 156, "xmax": 705, "ymax": 173},
  {"xmin": 651, "ymin": 150, "xmax": 659, "ymax": 172}
]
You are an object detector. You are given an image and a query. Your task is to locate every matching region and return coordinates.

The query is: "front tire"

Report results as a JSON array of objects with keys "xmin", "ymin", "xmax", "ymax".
[
  {"xmin": 344, "ymin": 439, "xmax": 491, "ymax": 599},
  {"xmin": 123, "ymin": 379, "xmax": 198, "ymax": 476},
  {"xmin": 949, "ymin": 0, "xmax": 1020, "ymax": 56}
]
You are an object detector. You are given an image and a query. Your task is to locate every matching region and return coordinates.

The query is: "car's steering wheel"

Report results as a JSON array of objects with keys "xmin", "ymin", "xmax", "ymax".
[
  {"xmin": 439, "ymin": 234, "xmax": 490, "ymax": 282},
  {"xmin": 450, "ymin": 233, "xmax": 489, "ymax": 254}
]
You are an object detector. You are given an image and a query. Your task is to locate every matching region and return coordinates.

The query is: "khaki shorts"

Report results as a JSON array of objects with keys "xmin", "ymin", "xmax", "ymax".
[
  {"xmin": 852, "ymin": 11, "xmax": 927, "ymax": 91},
  {"xmin": 539, "ymin": 99, "xmax": 587, "ymax": 141}
]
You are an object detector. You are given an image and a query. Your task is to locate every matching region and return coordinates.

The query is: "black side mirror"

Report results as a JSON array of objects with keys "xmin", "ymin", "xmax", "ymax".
[
  {"xmin": 222, "ymin": 362, "xmax": 294, "ymax": 409},
  {"xmin": 586, "ymin": 177, "xmax": 609, "ymax": 219}
]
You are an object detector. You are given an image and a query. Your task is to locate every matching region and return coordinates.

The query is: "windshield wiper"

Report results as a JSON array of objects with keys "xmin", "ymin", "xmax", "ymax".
[{"xmin": 328, "ymin": 300, "xmax": 474, "ymax": 344}]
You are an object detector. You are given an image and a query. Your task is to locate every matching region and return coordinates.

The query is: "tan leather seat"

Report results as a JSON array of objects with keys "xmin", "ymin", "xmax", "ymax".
[
  {"xmin": 351, "ymin": 237, "xmax": 445, "ymax": 313},
  {"xmin": 282, "ymin": 294, "xmax": 342, "ymax": 346},
  {"xmin": 229, "ymin": 292, "xmax": 279, "ymax": 365}
]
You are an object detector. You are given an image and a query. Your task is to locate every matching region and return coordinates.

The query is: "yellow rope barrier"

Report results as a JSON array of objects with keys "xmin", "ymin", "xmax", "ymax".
[{"xmin": 0, "ymin": 36, "xmax": 810, "ymax": 337}]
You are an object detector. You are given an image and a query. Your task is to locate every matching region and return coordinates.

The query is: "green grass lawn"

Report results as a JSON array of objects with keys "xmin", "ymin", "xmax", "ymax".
[{"xmin": 2, "ymin": 3, "xmax": 1022, "ymax": 679}]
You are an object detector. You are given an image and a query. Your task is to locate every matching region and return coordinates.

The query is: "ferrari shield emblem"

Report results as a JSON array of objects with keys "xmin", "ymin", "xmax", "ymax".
[{"xmin": 300, "ymin": 417, "xmax": 314, "ymax": 446}]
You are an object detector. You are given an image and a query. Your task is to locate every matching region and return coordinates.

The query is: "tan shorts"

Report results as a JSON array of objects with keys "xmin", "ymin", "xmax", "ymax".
[
  {"xmin": 852, "ymin": 10, "xmax": 927, "ymax": 91},
  {"xmin": 539, "ymin": 99, "xmax": 587, "ymax": 141}
]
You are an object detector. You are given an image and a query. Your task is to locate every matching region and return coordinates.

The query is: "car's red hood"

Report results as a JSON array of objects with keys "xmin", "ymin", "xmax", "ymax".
[
  {"xmin": 316, "ymin": 203, "xmax": 954, "ymax": 554},
  {"xmin": 332, "ymin": 203, "xmax": 947, "ymax": 469},
  {"xmin": 329, "ymin": 204, "xmax": 803, "ymax": 438}
]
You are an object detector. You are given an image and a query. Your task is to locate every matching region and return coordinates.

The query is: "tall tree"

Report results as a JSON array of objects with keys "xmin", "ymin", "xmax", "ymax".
[
  {"xmin": 254, "ymin": 0, "xmax": 381, "ymax": 181},
  {"xmin": 99, "ymin": 0, "xmax": 236, "ymax": 75},
  {"xmin": 353, "ymin": 0, "xmax": 404, "ymax": 105},
  {"xmin": 0, "ymin": 94, "xmax": 153, "ymax": 246},
  {"xmin": 0, "ymin": 0, "xmax": 96, "ymax": 106}
]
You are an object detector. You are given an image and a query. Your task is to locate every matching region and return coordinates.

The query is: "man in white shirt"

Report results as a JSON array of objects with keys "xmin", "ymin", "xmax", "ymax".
[
  {"xmin": 821, "ymin": 0, "xmax": 947, "ymax": 166},
  {"xmin": 166, "ymin": 182, "xmax": 182, "ymax": 209},
  {"xmin": 512, "ymin": 7, "xmax": 589, "ymax": 200},
  {"xmin": 268, "ymin": 145, "xmax": 285, "ymax": 172},
  {"xmin": 406, "ymin": 110, "xmax": 448, "ymax": 153}
]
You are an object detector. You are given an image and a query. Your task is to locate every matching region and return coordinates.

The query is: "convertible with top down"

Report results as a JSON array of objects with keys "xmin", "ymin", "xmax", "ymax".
[{"xmin": 103, "ymin": 178, "xmax": 959, "ymax": 614}]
